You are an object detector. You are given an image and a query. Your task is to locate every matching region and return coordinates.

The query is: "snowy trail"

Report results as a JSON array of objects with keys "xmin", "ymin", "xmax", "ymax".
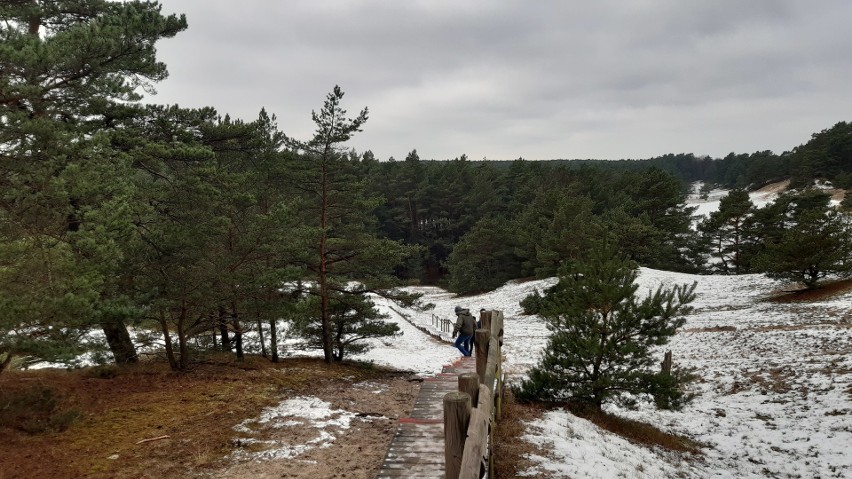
[{"xmin": 361, "ymin": 297, "xmax": 462, "ymax": 376}]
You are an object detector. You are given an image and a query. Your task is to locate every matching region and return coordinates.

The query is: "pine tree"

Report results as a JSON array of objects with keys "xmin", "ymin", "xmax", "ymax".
[
  {"xmin": 755, "ymin": 191, "xmax": 852, "ymax": 289},
  {"xmin": 620, "ymin": 169, "xmax": 697, "ymax": 271},
  {"xmin": 205, "ymin": 110, "xmax": 303, "ymax": 363},
  {"xmin": 116, "ymin": 106, "xmax": 303, "ymax": 369},
  {"xmin": 0, "ymin": 0, "xmax": 187, "ymax": 368},
  {"xmin": 289, "ymin": 292, "xmax": 400, "ymax": 362},
  {"xmin": 700, "ymin": 189, "xmax": 755, "ymax": 274},
  {"xmin": 516, "ymin": 243, "xmax": 697, "ymax": 411},
  {"xmin": 597, "ymin": 208, "xmax": 668, "ymax": 268},
  {"xmin": 284, "ymin": 86, "xmax": 417, "ymax": 362},
  {"xmin": 124, "ymin": 107, "xmax": 224, "ymax": 370},
  {"xmin": 530, "ymin": 194, "xmax": 599, "ymax": 278}
]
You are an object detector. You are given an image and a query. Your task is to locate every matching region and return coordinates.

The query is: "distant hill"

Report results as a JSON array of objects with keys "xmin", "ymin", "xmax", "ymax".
[{"xmin": 537, "ymin": 121, "xmax": 852, "ymax": 192}]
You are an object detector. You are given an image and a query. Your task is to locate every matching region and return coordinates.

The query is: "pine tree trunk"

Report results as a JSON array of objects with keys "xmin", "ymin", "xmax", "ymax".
[
  {"xmin": 269, "ymin": 319, "xmax": 279, "ymax": 363},
  {"xmin": 319, "ymin": 271, "xmax": 331, "ymax": 362},
  {"xmin": 257, "ymin": 319, "xmax": 267, "ymax": 358},
  {"xmin": 231, "ymin": 303, "xmax": 243, "ymax": 360},
  {"xmin": 408, "ymin": 197, "xmax": 418, "ymax": 242},
  {"xmin": 101, "ymin": 319, "xmax": 138, "ymax": 365},
  {"xmin": 0, "ymin": 351, "xmax": 13, "ymax": 373},
  {"xmin": 661, "ymin": 351, "xmax": 673, "ymax": 375},
  {"xmin": 178, "ymin": 304, "xmax": 189, "ymax": 370},
  {"xmin": 218, "ymin": 306, "xmax": 230, "ymax": 351},
  {"xmin": 320, "ymin": 274, "xmax": 332, "ymax": 362},
  {"xmin": 159, "ymin": 312, "xmax": 178, "ymax": 371},
  {"xmin": 333, "ymin": 324, "xmax": 344, "ymax": 362},
  {"xmin": 319, "ymin": 159, "xmax": 333, "ymax": 363}
]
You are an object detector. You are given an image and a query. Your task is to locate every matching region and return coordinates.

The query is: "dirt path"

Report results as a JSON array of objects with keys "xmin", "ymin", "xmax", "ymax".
[{"xmin": 211, "ymin": 376, "xmax": 420, "ymax": 479}]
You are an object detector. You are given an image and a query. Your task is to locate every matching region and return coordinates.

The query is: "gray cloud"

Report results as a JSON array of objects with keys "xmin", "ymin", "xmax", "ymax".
[{"xmin": 149, "ymin": 0, "xmax": 852, "ymax": 161}]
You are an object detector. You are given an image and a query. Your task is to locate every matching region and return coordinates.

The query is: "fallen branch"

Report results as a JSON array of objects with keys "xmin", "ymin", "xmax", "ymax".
[
  {"xmin": 355, "ymin": 412, "xmax": 387, "ymax": 418},
  {"xmin": 135, "ymin": 435, "xmax": 171, "ymax": 445}
]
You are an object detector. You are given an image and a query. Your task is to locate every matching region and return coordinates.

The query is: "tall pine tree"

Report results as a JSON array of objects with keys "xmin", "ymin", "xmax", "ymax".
[
  {"xmin": 700, "ymin": 189, "xmax": 755, "ymax": 274},
  {"xmin": 754, "ymin": 191, "xmax": 852, "ymax": 288},
  {"xmin": 284, "ymin": 86, "xmax": 417, "ymax": 362},
  {"xmin": 0, "ymin": 0, "xmax": 187, "ymax": 368}
]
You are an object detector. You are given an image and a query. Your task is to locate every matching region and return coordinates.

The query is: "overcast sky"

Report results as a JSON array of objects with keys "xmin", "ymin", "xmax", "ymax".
[{"xmin": 148, "ymin": 1, "xmax": 852, "ymax": 162}]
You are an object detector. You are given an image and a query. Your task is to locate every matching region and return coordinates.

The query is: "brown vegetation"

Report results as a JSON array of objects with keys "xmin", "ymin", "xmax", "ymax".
[
  {"xmin": 766, "ymin": 278, "xmax": 852, "ymax": 303},
  {"xmin": 492, "ymin": 389, "xmax": 548, "ymax": 477},
  {"xmin": 683, "ymin": 325, "xmax": 737, "ymax": 333},
  {"xmin": 0, "ymin": 356, "xmax": 417, "ymax": 479},
  {"xmin": 754, "ymin": 180, "xmax": 791, "ymax": 195},
  {"xmin": 565, "ymin": 402, "xmax": 703, "ymax": 455}
]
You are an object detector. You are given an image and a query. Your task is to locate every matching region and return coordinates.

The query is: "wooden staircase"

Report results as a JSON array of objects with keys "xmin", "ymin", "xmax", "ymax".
[{"xmin": 376, "ymin": 356, "xmax": 476, "ymax": 478}]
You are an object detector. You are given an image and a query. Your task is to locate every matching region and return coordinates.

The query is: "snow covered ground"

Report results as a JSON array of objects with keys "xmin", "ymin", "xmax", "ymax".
[
  {"xmin": 687, "ymin": 178, "xmax": 844, "ymax": 220},
  {"xmin": 687, "ymin": 181, "xmax": 782, "ymax": 219},
  {"xmin": 359, "ymin": 269, "xmax": 852, "ymax": 479}
]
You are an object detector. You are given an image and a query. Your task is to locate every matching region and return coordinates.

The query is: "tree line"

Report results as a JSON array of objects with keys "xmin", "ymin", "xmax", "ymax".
[
  {"xmin": 369, "ymin": 155, "xmax": 851, "ymax": 294},
  {"xmin": 2, "ymin": 1, "xmax": 850, "ymax": 374},
  {"xmin": 549, "ymin": 120, "xmax": 852, "ymax": 196}
]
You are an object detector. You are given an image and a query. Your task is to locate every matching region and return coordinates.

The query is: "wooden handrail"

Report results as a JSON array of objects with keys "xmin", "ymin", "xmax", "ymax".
[
  {"xmin": 459, "ymin": 385, "xmax": 492, "ymax": 477},
  {"xmin": 445, "ymin": 310, "xmax": 504, "ymax": 479}
]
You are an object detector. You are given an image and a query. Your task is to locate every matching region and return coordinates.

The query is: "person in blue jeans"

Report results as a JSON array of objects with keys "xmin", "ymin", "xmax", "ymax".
[{"xmin": 452, "ymin": 306, "xmax": 477, "ymax": 357}]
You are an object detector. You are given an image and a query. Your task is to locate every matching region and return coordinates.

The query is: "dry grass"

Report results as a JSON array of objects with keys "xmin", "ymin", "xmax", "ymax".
[
  {"xmin": 566, "ymin": 403, "xmax": 703, "ymax": 454},
  {"xmin": 766, "ymin": 278, "xmax": 852, "ymax": 303},
  {"xmin": 493, "ymin": 389, "xmax": 549, "ymax": 478},
  {"xmin": 0, "ymin": 355, "xmax": 412, "ymax": 479},
  {"xmin": 752, "ymin": 322, "xmax": 852, "ymax": 332},
  {"xmin": 754, "ymin": 180, "xmax": 791, "ymax": 194},
  {"xmin": 683, "ymin": 325, "xmax": 737, "ymax": 333}
]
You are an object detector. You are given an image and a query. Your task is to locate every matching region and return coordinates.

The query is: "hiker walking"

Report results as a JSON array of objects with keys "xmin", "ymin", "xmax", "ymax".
[{"xmin": 452, "ymin": 306, "xmax": 476, "ymax": 357}]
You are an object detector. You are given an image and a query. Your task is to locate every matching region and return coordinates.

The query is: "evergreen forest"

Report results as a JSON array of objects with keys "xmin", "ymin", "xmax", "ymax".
[{"xmin": 2, "ymin": 1, "xmax": 851, "ymax": 372}]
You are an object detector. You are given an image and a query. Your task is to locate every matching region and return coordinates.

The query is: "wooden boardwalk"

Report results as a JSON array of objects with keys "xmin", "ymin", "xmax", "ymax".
[{"xmin": 376, "ymin": 356, "xmax": 476, "ymax": 478}]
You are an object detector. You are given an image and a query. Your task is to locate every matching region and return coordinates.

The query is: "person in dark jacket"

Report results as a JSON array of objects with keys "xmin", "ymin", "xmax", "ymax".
[{"xmin": 452, "ymin": 306, "xmax": 476, "ymax": 357}]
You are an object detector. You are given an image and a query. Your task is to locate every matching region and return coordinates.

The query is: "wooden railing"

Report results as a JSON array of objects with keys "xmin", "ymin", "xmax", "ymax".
[
  {"xmin": 432, "ymin": 313, "xmax": 455, "ymax": 333},
  {"xmin": 443, "ymin": 310, "xmax": 505, "ymax": 479}
]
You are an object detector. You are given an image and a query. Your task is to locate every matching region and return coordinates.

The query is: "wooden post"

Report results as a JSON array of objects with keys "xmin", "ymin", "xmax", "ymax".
[
  {"xmin": 475, "ymin": 329, "xmax": 490, "ymax": 384},
  {"xmin": 458, "ymin": 373, "xmax": 480, "ymax": 406},
  {"xmin": 444, "ymin": 391, "xmax": 472, "ymax": 479},
  {"xmin": 661, "ymin": 350, "xmax": 672, "ymax": 375},
  {"xmin": 496, "ymin": 368, "xmax": 503, "ymax": 421},
  {"xmin": 459, "ymin": 385, "xmax": 493, "ymax": 479},
  {"xmin": 479, "ymin": 310, "xmax": 492, "ymax": 333}
]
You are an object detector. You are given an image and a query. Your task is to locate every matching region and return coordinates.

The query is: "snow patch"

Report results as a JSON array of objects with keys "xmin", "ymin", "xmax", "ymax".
[{"xmin": 230, "ymin": 396, "xmax": 357, "ymax": 461}]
